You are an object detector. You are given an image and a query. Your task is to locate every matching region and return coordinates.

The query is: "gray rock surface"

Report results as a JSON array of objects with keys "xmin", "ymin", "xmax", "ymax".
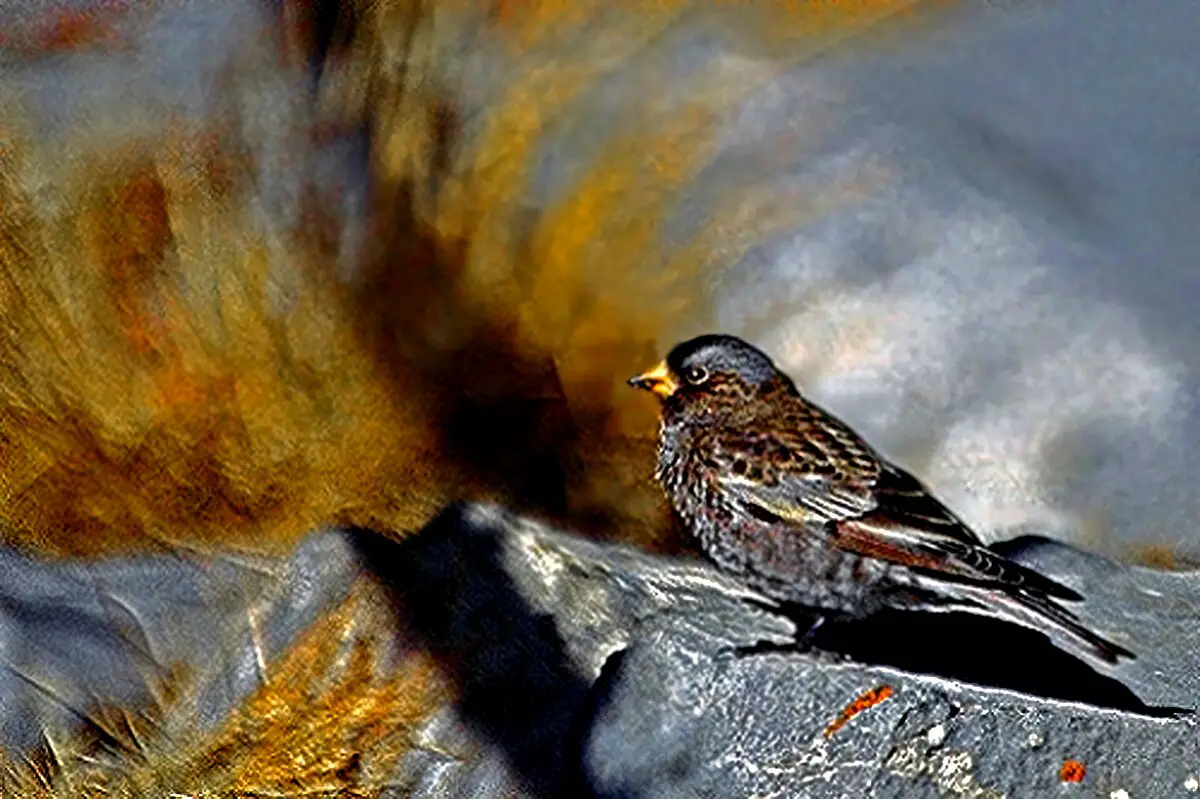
[
  {"xmin": 377, "ymin": 503, "xmax": 1200, "ymax": 798},
  {"xmin": 0, "ymin": 532, "xmax": 361, "ymax": 755},
  {"xmin": 1, "ymin": 504, "xmax": 1197, "ymax": 795}
]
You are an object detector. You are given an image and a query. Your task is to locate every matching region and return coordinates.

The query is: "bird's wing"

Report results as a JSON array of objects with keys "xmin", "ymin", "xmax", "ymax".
[
  {"xmin": 866, "ymin": 462, "xmax": 984, "ymax": 546},
  {"xmin": 850, "ymin": 463, "xmax": 1082, "ymax": 600},
  {"xmin": 706, "ymin": 409, "xmax": 884, "ymax": 523},
  {"xmin": 718, "ymin": 455, "xmax": 1082, "ymax": 602},
  {"xmin": 717, "ymin": 470, "xmax": 876, "ymax": 526}
]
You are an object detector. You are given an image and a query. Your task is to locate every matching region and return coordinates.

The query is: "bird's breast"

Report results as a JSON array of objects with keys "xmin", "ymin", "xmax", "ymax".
[{"xmin": 653, "ymin": 420, "xmax": 895, "ymax": 613}]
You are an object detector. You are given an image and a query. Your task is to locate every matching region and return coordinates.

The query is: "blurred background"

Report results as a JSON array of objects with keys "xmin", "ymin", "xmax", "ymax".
[
  {"xmin": 1, "ymin": 0, "xmax": 1199, "ymax": 791},
  {"xmin": 3, "ymin": 0, "xmax": 1198, "ymax": 565}
]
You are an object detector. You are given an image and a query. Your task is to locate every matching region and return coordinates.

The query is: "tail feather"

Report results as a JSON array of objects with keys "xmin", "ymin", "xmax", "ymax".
[
  {"xmin": 1012, "ymin": 590, "xmax": 1135, "ymax": 664},
  {"xmin": 912, "ymin": 578, "xmax": 1135, "ymax": 664}
]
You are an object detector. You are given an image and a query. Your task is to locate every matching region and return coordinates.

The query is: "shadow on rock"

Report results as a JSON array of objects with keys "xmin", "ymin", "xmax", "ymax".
[
  {"xmin": 806, "ymin": 609, "xmax": 1167, "ymax": 712},
  {"xmin": 349, "ymin": 505, "xmax": 594, "ymax": 797}
]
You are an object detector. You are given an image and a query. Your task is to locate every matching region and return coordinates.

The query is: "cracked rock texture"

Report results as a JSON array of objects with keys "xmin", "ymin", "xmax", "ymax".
[{"xmin": 375, "ymin": 503, "xmax": 1200, "ymax": 798}]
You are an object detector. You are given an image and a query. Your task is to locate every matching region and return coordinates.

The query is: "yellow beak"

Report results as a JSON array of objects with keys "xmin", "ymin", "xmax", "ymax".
[{"xmin": 627, "ymin": 360, "xmax": 679, "ymax": 398}]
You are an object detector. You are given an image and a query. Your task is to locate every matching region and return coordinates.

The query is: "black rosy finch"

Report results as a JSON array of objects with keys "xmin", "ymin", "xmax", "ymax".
[{"xmin": 629, "ymin": 333, "xmax": 1133, "ymax": 664}]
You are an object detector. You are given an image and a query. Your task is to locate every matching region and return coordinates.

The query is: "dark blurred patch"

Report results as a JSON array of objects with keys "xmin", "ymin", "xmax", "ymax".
[
  {"xmin": 302, "ymin": 0, "xmax": 355, "ymax": 82},
  {"xmin": 265, "ymin": 0, "xmax": 358, "ymax": 82},
  {"xmin": 351, "ymin": 505, "xmax": 593, "ymax": 796},
  {"xmin": 345, "ymin": 111, "xmax": 574, "ymax": 520},
  {"xmin": 81, "ymin": 163, "xmax": 173, "ymax": 354},
  {"xmin": 342, "ymin": 86, "xmax": 687, "ymax": 551}
]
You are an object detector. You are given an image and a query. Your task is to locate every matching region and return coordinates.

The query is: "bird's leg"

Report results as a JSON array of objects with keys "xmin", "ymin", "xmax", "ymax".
[
  {"xmin": 729, "ymin": 613, "xmax": 847, "ymax": 664},
  {"xmin": 793, "ymin": 613, "xmax": 827, "ymax": 651}
]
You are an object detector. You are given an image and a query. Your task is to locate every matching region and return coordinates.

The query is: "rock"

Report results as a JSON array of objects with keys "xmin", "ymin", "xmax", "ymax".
[
  {"xmin": 0, "ymin": 532, "xmax": 361, "ymax": 755},
  {"xmin": 4, "ymin": 503, "xmax": 1197, "ymax": 796},
  {"xmin": 355, "ymin": 503, "xmax": 795, "ymax": 798},
  {"xmin": 369, "ymin": 503, "xmax": 1200, "ymax": 798}
]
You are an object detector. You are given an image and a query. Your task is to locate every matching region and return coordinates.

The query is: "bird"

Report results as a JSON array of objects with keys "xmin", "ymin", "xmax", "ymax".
[{"xmin": 628, "ymin": 333, "xmax": 1134, "ymax": 664}]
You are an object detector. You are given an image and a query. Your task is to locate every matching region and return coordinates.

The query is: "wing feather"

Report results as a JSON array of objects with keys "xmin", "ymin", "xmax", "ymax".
[{"xmin": 713, "ymin": 427, "xmax": 1082, "ymax": 602}]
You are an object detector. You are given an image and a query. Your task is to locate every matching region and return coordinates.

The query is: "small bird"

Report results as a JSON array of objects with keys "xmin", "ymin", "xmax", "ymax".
[{"xmin": 628, "ymin": 333, "xmax": 1133, "ymax": 664}]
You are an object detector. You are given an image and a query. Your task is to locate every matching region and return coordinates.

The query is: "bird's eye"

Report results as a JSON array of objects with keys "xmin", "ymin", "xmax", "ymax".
[{"xmin": 684, "ymin": 365, "xmax": 709, "ymax": 385}]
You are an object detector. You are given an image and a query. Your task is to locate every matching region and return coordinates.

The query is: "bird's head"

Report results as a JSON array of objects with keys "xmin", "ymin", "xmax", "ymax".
[{"xmin": 627, "ymin": 334, "xmax": 792, "ymax": 407}]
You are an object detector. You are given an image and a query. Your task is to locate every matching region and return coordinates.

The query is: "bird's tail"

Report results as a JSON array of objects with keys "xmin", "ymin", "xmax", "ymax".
[{"xmin": 913, "ymin": 578, "xmax": 1135, "ymax": 665}]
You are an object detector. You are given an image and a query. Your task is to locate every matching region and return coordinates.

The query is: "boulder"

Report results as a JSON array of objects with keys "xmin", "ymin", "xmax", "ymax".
[{"xmin": 376, "ymin": 503, "xmax": 1200, "ymax": 798}]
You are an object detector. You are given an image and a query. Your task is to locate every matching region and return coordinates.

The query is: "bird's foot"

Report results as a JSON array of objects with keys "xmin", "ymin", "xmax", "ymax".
[
  {"xmin": 728, "ymin": 615, "xmax": 848, "ymax": 664},
  {"xmin": 794, "ymin": 614, "xmax": 827, "ymax": 650}
]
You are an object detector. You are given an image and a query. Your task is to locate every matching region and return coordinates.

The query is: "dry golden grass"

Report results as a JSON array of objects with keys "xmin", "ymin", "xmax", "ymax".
[
  {"xmin": 125, "ymin": 585, "xmax": 444, "ymax": 798},
  {"xmin": 0, "ymin": 77, "xmax": 463, "ymax": 557}
]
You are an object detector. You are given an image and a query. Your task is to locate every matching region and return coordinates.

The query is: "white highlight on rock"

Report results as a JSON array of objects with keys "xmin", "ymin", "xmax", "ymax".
[
  {"xmin": 1184, "ymin": 775, "xmax": 1199, "ymax": 792},
  {"xmin": 1110, "ymin": 790, "xmax": 1131, "ymax": 799},
  {"xmin": 925, "ymin": 724, "xmax": 946, "ymax": 746}
]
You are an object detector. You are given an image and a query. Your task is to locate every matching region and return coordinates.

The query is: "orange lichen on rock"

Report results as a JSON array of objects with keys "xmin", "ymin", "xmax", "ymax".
[
  {"xmin": 1059, "ymin": 759, "xmax": 1086, "ymax": 783},
  {"xmin": 824, "ymin": 684, "xmax": 895, "ymax": 738}
]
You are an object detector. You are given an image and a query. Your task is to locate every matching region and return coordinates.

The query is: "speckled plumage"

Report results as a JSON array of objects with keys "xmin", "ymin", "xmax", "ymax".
[{"xmin": 630, "ymin": 334, "xmax": 1133, "ymax": 664}]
